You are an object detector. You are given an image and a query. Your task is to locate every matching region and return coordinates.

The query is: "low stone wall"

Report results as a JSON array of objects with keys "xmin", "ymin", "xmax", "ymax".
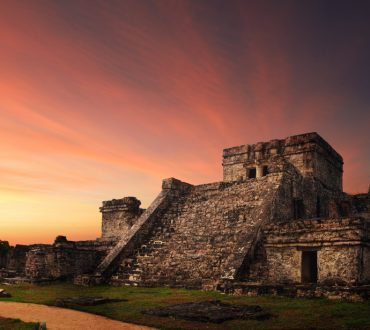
[
  {"xmin": 218, "ymin": 281, "xmax": 370, "ymax": 301},
  {"xmin": 25, "ymin": 237, "xmax": 114, "ymax": 280},
  {"xmin": 0, "ymin": 241, "xmax": 11, "ymax": 269},
  {"xmin": 6, "ymin": 245, "xmax": 33, "ymax": 274},
  {"xmin": 1, "ymin": 241, "xmax": 50, "ymax": 277}
]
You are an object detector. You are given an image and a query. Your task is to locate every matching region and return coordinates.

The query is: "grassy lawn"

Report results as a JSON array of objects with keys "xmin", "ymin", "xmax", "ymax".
[
  {"xmin": 0, "ymin": 317, "xmax": 38, "ymax": 330},
  {"xmin": 0, "ymin": 282, "xmax": 370, "ymax": 329}
]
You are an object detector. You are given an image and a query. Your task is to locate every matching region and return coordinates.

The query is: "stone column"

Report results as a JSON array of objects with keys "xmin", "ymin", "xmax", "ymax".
[{"xmin": 256, "ymin": 165, "xmax": 263, "ymax": 178}]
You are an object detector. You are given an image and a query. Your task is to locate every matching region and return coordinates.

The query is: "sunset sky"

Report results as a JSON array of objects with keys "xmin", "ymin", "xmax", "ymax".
[{"xmin": 1, "ymin": 0, "xmax": 369, "ymax": 245}]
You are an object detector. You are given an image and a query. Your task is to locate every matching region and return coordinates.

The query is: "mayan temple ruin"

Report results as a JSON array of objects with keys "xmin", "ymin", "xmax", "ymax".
[{"xmin": 1, "ymin": 132, "xmax": 369, "ymax": 300}]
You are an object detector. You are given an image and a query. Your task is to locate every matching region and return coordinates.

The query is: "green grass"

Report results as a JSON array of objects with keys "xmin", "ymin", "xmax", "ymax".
[
  {"xmin": 0, "ymin": 317, "xmax": 39, "ymax": 330},
  {"xmin": 1, "ymin": 282, "xmax": 370, "ymax": 329}
]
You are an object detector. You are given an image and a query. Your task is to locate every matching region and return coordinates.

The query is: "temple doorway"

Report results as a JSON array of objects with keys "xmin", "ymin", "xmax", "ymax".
[{"xmin": 301, "ymin": 250, "xmax": 318, "ymax": 283}]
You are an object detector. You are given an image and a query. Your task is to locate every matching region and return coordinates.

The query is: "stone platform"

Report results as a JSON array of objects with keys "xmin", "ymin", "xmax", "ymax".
[{"xmin": 218, "ymin": 281, "xmax": 370, "ymax": 301}]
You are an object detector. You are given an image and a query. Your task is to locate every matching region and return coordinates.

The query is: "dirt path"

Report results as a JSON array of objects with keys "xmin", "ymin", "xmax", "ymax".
[{"xmin": 0, "ymin": 302, "xmax": 155, "ymax": 330}]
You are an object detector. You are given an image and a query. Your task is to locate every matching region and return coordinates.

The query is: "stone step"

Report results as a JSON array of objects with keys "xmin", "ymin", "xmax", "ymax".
[
  {"xmin": 111, "ymin": 278, "xmax": 140, "ymax": 286},
  {"xmin": 114, "ymin": 226, "xmax": 181, "ymax": 280}
]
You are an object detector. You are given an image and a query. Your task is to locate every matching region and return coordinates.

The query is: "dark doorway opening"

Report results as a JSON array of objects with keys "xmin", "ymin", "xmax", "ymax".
[
  {"xmin": 316, "ymin": 197, "xmax": 321, "ymax": 218},
  {"xmin": 248, "ymin": 168, "xmax": 256, "ymax": 179},
  {"xmin": 339, "ymin": 201, "xmax": 350, "ymax": 217},
  {"xmin": 263, "ymin": 166, "xmax": 269, "ymax": 176},
  {"xmin": 293, "ymin": 199, "xmax": 304, "ymax": 219},
  {"xmin": 301, "ymin": 251, "xmax": 318, "ymax": 283}
]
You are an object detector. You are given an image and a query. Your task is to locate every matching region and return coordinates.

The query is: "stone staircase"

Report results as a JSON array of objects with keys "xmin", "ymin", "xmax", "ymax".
[
  {"xmin": 108, "ymin": 174, "xmax": 284, "ymax": 289},
  {"xmin": 111, "ymin": 195, "xmax": 186, "ymax": 286}
]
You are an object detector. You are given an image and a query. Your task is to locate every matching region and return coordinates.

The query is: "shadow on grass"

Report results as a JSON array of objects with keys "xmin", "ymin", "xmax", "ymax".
[{"xmin": 0, "ymin": 316, "xmax": 39, "ymax": 330}]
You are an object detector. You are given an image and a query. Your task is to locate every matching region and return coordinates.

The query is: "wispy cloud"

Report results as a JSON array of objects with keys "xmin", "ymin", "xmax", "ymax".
[{"xmin": 0, "ymin": 0, "xmax": 369, "ymax": 243}]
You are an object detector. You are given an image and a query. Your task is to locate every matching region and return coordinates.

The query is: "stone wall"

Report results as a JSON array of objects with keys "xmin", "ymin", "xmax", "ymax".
[
  {"xmin": 265, "ymin": 247, "xmax": 301, "ymax": 283},
  {"xmin": 0, "ymin": 241, "xmax": 10, "ymax": 269},
  {"xmin": 318, "ymin": 246, "xmax": 361, "ymax": 284},
  {"xmin": 25, "ymin": 236, "xmax": 114, "ymax": 280},
  {"xmin": 0, "ymin": 241, "xmax": 44, "ymax": 276},
  {"xmin": 262, "ymin": 245, "xmax": 363, "ymax": 285},
  {"xmin": 260, "ymin": 218, "xmax": 370, "ymax": 285},
  {"xmin": 351, "ymin": 192, "xmax": 370, "ymax": 216},
  {"xmin": 362, "ymin": 246, "xmax": 370, "ymax": 283},
  {"xmin": 6, "ymin": 245, "xmax": 33, "ymax": 274}
]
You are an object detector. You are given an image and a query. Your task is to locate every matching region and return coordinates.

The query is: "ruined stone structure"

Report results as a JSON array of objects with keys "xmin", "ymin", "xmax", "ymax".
[
  {"xmin": 24, "ymin": 236, "xmax": 116, "ymax": 281},
  {"xmin": 1, "ymin": 132, "xmax": 369, "ymax": 299},
  {"xmin": 100, "ymin": 197, "xmax": 144, "ymax": 240}
]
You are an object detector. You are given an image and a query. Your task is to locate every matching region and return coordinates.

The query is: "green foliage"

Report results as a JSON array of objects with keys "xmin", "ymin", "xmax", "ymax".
[
  {"xmin": 0, "ymin": 241, "xmax": 10, "ymax": 250},
  {"xmin": 1, "ymin": 283, "xmax": 370, "ymax": 329},
  {"xmin": 0, "ymin": 317, "xmax": 39, "ymax": 330}
]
